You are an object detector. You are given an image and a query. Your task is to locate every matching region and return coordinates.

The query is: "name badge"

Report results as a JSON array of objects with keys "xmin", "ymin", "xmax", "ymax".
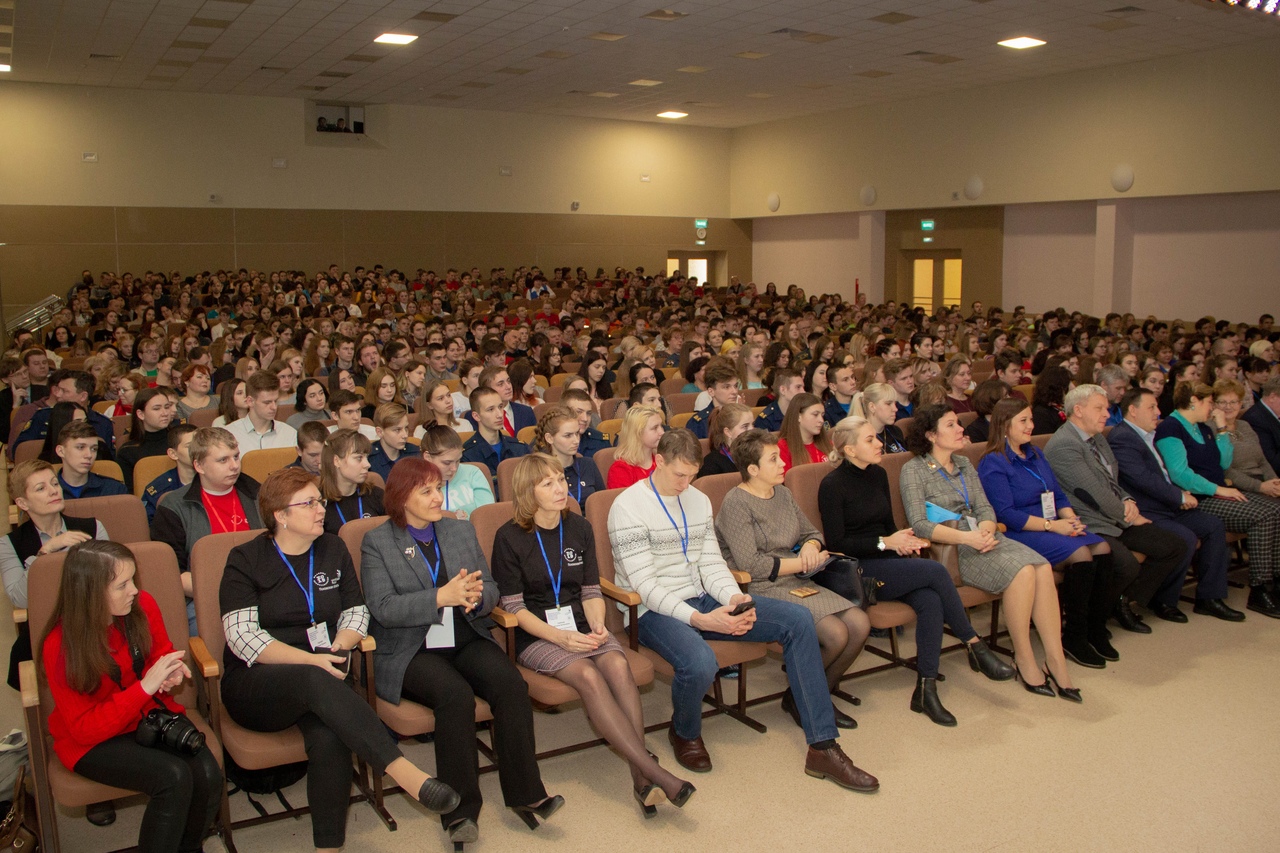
[
  {"xmin": 962, "ymin": 516, "xmax": 979, "ymax": 531},
  {"xmin": 426, "ymin": 607, "xmax": 455, "ymax": 649},
  {"xmin": 545, "ymin": 605, "xmax": 578, "ymax": 632},
  {"xmin": 1040, "ymin": 491, "xmax": 1058, "ymax": 521},
  {"xmin": 306, "ymin": 623, "xmax": 331, "ymax": 651}
]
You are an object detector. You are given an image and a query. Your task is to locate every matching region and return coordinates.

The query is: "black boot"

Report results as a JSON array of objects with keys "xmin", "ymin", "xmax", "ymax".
[
  {"xmin": 910, "ymin": 675, "xmax": 957, "ymax": 727},
  {"xmin": 965, "ymin": 639, "xmax": 1014, "ymax": 681},
  {"xmin": 1060, "ymin": 562, "xmax": 1106, "ymax": 668},
  {"xmin": 1088, "ymin": 553, "xmax": 1120, "ymax": 660}
]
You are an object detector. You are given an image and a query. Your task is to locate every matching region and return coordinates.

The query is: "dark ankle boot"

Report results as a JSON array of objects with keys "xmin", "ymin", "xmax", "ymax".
[
  {"xmin": 910, "ymin": 675, "xmax": 957, "ymax": 727},
  {"xmin": 1059, "ymin": 561, "xmax": 1106, "ymax": 668},
  {"xmin": 965, "ymin": 639, "xmax": 1014, "ymax": 681}
]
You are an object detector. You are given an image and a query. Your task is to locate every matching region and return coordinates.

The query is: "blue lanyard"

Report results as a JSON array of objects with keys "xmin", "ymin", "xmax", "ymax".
[
  {"xmin": 648, "ymin": 475, "xmax": 690, "ymax": 562},
  {"xmin": 273, "ymin": 542, "xmax": 316, "ymax": 625},
  {"xmin": 566, "ymin": 463, "xmax": 582, "ymax": 503},
  {"xmin": 443, "ymin": 481, "xmax": 450, "ymax": 511},
  {"xmin": 415, "ymin": 531, "xmax": 444, "ymax": 586},
  {"xmin": 535, "ymin": 522, "xmax": 565, "ymax": 607},
  {"xmin": 933, "ymin": 458, "xmax": 971, "ymax": 509},
  {"xmin": 1009, "ymin": 443, "xmax": 1049, "ymax": 492},
  {"xmin": 719, "ymin": 446, "xmax": 733, "ymax": 461},
  {"xmin": 334, "ymin": 493, "xmax": 362, "ymax": 525}
]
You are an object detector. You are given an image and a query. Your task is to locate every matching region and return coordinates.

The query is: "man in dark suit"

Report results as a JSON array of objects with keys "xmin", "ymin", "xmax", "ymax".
[
  {"xmin": 1242, "ymin": 376, "xmax": 1280, "ymax": 473},
  {"xmin": 1044, "ymin": 383, "xmax": 1189, "ymax": 634},
  {"xmin": 1107, "ymin": 388, "xmax": 1245, "ymax": 621}
]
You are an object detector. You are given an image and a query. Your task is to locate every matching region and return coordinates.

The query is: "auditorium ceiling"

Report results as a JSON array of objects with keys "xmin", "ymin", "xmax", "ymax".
[{"xmin": 6, "ymin": 0, "xmax": 1280, "ymax": 127}]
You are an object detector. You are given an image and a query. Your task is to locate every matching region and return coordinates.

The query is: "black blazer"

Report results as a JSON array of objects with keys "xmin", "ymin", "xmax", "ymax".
[
  {"xmin": 1106, "ymin": 421, "xmax": 1184, "ymax": 521},
  {"xmin": 1242, "ymin": 401, "xmax": 1280, "ymax": 474}
]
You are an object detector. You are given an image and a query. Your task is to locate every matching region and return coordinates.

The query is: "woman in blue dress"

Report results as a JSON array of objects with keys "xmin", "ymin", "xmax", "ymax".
[{"xmin": 978, "ymin": 398, "xmax": 1111, "ymax": 693}]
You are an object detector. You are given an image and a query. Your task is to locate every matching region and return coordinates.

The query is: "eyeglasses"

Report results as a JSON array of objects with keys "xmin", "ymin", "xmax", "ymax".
[{"xmin": 287, "ymin": 498, "xmax": 328, "ymax": 510}]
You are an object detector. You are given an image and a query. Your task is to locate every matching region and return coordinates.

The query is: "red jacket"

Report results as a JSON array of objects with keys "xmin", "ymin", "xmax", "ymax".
[{"xmin": 44, "ymin": 592, "xmax": 184, "ymax": 770}]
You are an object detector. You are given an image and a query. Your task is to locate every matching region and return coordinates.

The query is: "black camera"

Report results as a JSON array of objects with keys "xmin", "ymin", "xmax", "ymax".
[{"xmin": 136, "ymin": 707, "xmax": 205, "ymax": 755}]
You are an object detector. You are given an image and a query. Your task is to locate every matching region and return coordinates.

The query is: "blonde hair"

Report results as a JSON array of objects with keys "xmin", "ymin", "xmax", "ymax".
[
  {"xmin": 614, "ymin": 404, "xmax": 663, "ymax": 467},
  {"xmin": 855, "ymin": 382, "xmax": 897, "ymax": 418},
  {"xmin": 11, "ymin": 460, "xmax": 56, "ymax": 510},
  {"xmin": 830, "ymin": 415, "xmax": 872, "ymax": 458},
  {"xmin": 511, "ymin": 453, "xmax": 569, "ymax": 531}
]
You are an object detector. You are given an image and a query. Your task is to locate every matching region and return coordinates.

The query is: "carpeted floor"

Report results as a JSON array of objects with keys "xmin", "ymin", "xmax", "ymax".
[{"xmin": 10, "ymin": 584, "xmax": 1279, "ymax": 853}]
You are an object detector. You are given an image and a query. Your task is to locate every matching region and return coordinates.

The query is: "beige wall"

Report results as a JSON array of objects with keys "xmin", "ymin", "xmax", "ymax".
[
  {"xmin": 730, "ymin": 40, "xmax": 1280, "ymax": 219},
  {"xmin": 0, "ymin": 207, "xmax": 751, "ymax": 310},
  {"xmin": 1003, "ymin": 202, "xmax": 1098, "ymax": 314},
  {"xmin": 0, "ymin": 82, "xmax": 730, "ymax": 217},
  {"xmin": 751, "ymin": 212, "xmax": 885, "ymax": 304}
]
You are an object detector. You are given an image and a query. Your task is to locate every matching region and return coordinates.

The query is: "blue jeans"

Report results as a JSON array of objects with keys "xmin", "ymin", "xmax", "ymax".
[{"xmin": 637, "ymin": 593, "xmax": 837, "ymax": 745}]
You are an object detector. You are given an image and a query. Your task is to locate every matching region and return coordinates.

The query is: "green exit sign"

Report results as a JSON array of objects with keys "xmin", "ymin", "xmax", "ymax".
[
  {"xmin": 694, "ymin": 218, "xmax": 708, "ymax": 229},
  {"xmin": 921, "ymin": 219, "xmax": 935, "ymax": 231}
]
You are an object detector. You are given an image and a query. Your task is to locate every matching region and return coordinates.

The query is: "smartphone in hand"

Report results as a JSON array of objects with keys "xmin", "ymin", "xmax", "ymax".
[{"xmin": 729, "ymin": 600, "xmax": 756, "ymax": 616}]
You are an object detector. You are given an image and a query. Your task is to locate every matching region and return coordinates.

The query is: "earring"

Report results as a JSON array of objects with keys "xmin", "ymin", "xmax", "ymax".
[{"xmin": 281, "ymin": 521, "xmax": 287, "ymax": 530}]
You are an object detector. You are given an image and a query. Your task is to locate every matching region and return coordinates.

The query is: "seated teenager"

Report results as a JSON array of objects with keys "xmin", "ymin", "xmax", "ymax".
[
  {"xmin": 55, "ymin": 420, "xmax": 127, "ymax": 498},
  {"xmin": 534, "ymin": 407, "xmax": 605, "ymax": 508},
  {"xmin": 368, "ymin": 403, "xmax": 421, "ymax": 482},
  {"xmin": 117, "ymin": 387, "xmax": 177, "ymax": 492},
  {"xmin": 686, "ymin": 359, "xmax": 741, "ymax": 440},
  {"xmin": 292, "ymin": 420, "xmax": 328, "ymax": 477},
  {"xmin": 477, "ymin": 365, "xmax": 536, "ymax": 437},
  {"xmin": 153, "ymin": 427, "xmax": 262, "ymax": 636},
  {"xmin": 605, "ymin": 404, "xmax": 665, "ymax": 489},
  {"xmin": 823, "ymin": 363, "xmax": 858, "ymax": 427},
  {"xmin": 943, "ymin": 357, "xmax": 975, "ymax": 415},
  {"xmin": 883, "ymin": 358, "xmax": 916, "ymax": 421},
  {"xmin": 461, "ymin": 386, "xmax": 531, "ymax": 479},
  {"xmin": 422, "ymin": 424, "xmax": 495, "ymax": 521},
  {"xmin": 562, "ymin": 388, "xmax": 610, "ymax": 458},
  {"xmin": 415, "ymin": 379, "xmax": 474, "ymax": 439},
  {"xmin": 286, "ymin": 378, "xmax": 333, "ymax": 430},
  {"xmin": 220, "ymin": 468, "xmax": 460, "ymax": 852},
  {"xmin": 858, "ymin": 382, "xmax": 908, "ymax": 454},
  {"xmin": 362, "ymin": 456, "xmax": 561, "ymax": 844},
  {"xmin": 327, "ymin": 389, "xmax": 379, "ymax": 441},
  {"xmin": 754, "ymin": 367, "xmax": 803, "ymax": 432},
  {"xmin": 43, "ymin": 540, "xmax": 222, "ymax": 853},
  {"xmin": 1030, "ymin": 366, "xmax": 1071, "ymax": 435},
  {"xmin": 210, "ymin": 378, "xmax": 248, "ymax": 429},
  {"xmin": 777, "ymin": 392, "xmax": 832, "ymax": 473},
  {"xmin": 819, "ymin": 416, "xmax": 1014, "ymax": 724},
  {"xmin": 963, "ymin": 379, "xmax": 1009, "ymax": 446},
  {"xmin": 607, "ymin": 429, "xmax": 878, "ymax": 792},
  {"xmin": 142, "ymin": 423, "xmax": 197, "ymax": 522},
  {"xmin": 491, "ymin": 454, "xmax": 688, "ymax": 816},
  {"xmin": 714, "ymin": 430, "xmax": 868, "ymax": 728},
  {"xmin": 225, "ymin": 370, "xmax": 298, "ymax": 454},
  {"xmin": 696, "ymin": 403, "xmax": 754, "ymax": 479},
  {"xmin": 320, "ymin": 428, "xmax": 385, "ymax": 534}
]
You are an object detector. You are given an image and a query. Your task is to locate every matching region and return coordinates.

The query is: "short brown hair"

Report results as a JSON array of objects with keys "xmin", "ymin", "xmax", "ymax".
[
  {"xmin": 258, "ymin": 467, "xmax": 319, "ymax": 534},
  {"xmin": 883, "ymin": 358, "xmax": 911, "ymax": 381},
  {"xmin": 729, "ymin": 429, "xmax": 779, "ymax": 482},
  {"xmin": 246, "ymin": 370, "xmax": 279, "ymax": 398},
  {"xmin": 189, "ymin": 427, "xmax": 238, "ymax": 466},
  {"xmin": 1172, "ymin": 381, "xmax": 1214, "ymax": 411},
  {"xmin": 320, "ymin": 428, "xmax": 374, "ymax": 501},
  {"xmin": 57, "ymin": 419, "xmax": 99, "ymax": 446},
  {"xmin": 656, "ymin": 428, "xmax": 703, "ymax": 466},
  {"xmin": 511, "ymin": 453, "xmax": 568, "ymax": 530},
  {"xmin": 373, "ymin": 403, "xmax": 408, "ymax": 429},
  {"xmin": 703, "ymin": 358, "xmax": 740, "ymax": 389},
  {"xmin": 11, "ymin": 459, "xmax": 55, "ymax": 501}
]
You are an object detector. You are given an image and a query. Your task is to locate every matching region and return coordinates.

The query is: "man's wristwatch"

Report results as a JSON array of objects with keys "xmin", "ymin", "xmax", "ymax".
[{"xmin": 876, "ymin": 537, "xmax": 886, "ymax": 551}]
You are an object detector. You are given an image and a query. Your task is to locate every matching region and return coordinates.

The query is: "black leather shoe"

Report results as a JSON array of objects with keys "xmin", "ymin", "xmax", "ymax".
[
  {"xmin": 965, "ymin": 639, "xmax": 1015, "ymax": 681},
  {"xmin": 780, "ymin": 690, "xmax": 804, "ymax": 729},
  {"xmin": 1247, "ymin": 586, "xmax": 1280, "ymax": 619},
  {"xmin": 1193, "ymin": 598, "xmax": 1246, "ymax": 622},
  {"xmin": 1150, "ymin": 604, "xmax": 1188, "ymax": 623},
  {"xmin": 1015, "ymin": 666, "xmax": 1055, "ymax": 697},
  {"xmin": 832, "ymin": 705, "xmax": 858, "ymax": 730},
  {"xmin": 910, "ymin": 676, "xmax": 957, "ymax": 726},
  {"xmin": 1062, "ymin": 637, "xmax": 1106, "ymax": 669},
  {"xmin": 1112, "ymin": 602, "xmax": 1152, "ymax": 633},
  {"xmin": 86, "ymin": 801, "xmax": 116, "ymax": 827},
  {"xmin": 1088, "ymin": 635, "xmax": 1120, "ymax": 662}
]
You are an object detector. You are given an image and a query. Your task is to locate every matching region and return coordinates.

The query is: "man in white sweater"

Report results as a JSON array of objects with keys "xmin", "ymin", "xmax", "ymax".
[{"xmin": 607, "ymin": 429, "xmax": 878, "ymax": 792}]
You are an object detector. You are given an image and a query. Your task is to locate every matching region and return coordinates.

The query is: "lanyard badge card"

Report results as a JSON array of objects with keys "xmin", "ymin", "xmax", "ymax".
[
  {"xmin": 537, "ymin": 523, "xmax": 578, "ymax": 631},
  {"xmin": 417, "ymin": 537, "xmax": 455, "ymax": 649}
]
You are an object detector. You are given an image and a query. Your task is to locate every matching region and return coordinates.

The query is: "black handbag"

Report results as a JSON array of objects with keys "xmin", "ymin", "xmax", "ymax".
[{"xmin": 810, "ymin": 556, "xmax": 883, "ymax": 609}]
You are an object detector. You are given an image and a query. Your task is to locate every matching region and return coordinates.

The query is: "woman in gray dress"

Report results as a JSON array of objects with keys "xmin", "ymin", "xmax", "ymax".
[
  {"xmin": 713, "ymin": 429, "xmax": 867, "ymax": 729},
  {"xmin": 899, "ymin": 405, "xmax": 1072, "ymax": 698}
]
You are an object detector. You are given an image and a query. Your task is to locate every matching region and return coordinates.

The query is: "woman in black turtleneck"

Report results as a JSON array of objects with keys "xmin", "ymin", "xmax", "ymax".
[
  {"xmin": 817, "ymin": 415, "xmax": 1013, "ymax": 726},
  {"xmin": 115, "ymin": 387, "xmax": 175, "ymax": 492}
]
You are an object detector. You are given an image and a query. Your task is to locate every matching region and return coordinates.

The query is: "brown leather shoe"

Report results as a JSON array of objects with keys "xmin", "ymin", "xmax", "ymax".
[
  {"xmin": 667, "ymin": 728, "xmax": 712, "ymax": 773},
  {"xmin": 804, "ymin": 744, "xmax": 879, "ymax": 793}
]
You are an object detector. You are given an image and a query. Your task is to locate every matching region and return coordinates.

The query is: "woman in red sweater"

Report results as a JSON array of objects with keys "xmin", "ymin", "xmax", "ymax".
[
  {"xmin": 42, "ymin": 540, "xmax": 222, "ymax": 853},
  {"xmin": 777, "ymin": 393, "xmax": 833, "ymax": 473},
  {"xmin": 606, "ymin": 404, "xmax": 664, "ymax": 489}
]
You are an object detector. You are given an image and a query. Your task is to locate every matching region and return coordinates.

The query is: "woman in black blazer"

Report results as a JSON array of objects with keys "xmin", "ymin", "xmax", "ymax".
[
  {"xmin": 359, "ymin": 456, "xmax": 560, "ymax": 846},
  {"xmin": 696, "ymin": 403, "xmax": 754, "ymax": 479}
]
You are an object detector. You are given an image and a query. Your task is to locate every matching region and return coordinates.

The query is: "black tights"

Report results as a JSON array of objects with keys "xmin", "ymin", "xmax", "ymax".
[{"xmin": 76, "ymin": 734, "xmax": 221, "ymax": 853}]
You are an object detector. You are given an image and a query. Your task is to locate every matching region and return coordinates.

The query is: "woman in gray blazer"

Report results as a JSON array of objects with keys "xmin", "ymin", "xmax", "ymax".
[{"xmin": 360, "ymin": 456, "xmax": 561, "ymax": 848}]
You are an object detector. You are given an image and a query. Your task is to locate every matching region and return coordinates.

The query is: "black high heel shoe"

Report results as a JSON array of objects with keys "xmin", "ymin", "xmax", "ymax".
[
  {"xmin": 669, "ymin": 781, "xmax": 696, "ymax": 809},
  {"xmin": 633, "ymin": 784, "xmax": 663, "ymax": 818},
  {"xmin": 1043, "ymin": 668, "xmax": 1082, "ymax": 703},
  {"xmin": 418, "ymin": 777, "xmax": 462, "ymax": 814},
  {"xmin": 965, "ymin": 639, "xmax": 1015, "ymax": 681},
  {"xmin": 1014, "ymin": 665, "xmax": 1055, "ymax": 698},
  {"xmin": 511, "ymin": 794, "xmax": 565, "ymax": 829}
]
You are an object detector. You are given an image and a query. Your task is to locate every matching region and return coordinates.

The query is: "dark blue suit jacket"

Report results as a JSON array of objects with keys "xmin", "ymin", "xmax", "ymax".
[
  {"xmin": 824, "ymin": 396, "xmax": 851, "ymax": 428},
  {"xmin": 1242, "ymin": 401, "xmax": 1280, "ymax": 474},
  {"xmin": 15, "ymin": 407, "xmax": 116, "ymax": 460},
  {"xmin": 1106, "ymin": 421, "xmax": 1185, "ymax": 521}
]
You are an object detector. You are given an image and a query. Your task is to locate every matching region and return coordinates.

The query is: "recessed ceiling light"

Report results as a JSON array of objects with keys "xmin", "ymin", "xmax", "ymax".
[
  {"xmin": 630, "ymin": 79, "xmax": 662, "ymax": 86},
  {"xmin": 657, "ymin": 110, "xmax": 688, "ymax": 119},
  {"xmin": 588, "ymin": 32, "xmax": 627, "ymax": 41},
  {"xmin": 678, "ymin": 65, "xmax": 708, "ymax": 73},
  {"xmin": 998, "ymin": 36, "xmax": 1046, "ymax": 49},
  {"xmin": 0, "ymin": 65, "xmax": 11, "ymax": 73},
  {"xmin": 643, "ymin": 9, "xmax": 689, "ymax": 21},
  {"xmin": 735, "ymin": 51, "xmax": 769, "ymax": 60},
  {"xmin": 375, "ymin": 33, "xmax": 418, "ymax": 45}
]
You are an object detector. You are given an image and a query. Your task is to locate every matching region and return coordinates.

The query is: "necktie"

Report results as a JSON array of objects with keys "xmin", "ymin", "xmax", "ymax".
[
  {"xmin": 503, "ymin": 409, "xmax": 515, "ymax": 437},
  {"xmin": 1088, "ymin": 438, "xmax": 1125, "ymax": 500}
]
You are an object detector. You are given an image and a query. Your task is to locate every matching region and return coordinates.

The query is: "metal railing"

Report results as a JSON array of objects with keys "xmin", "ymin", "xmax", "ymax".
[{"xmin": 4, "ymin": 295, "xmax": 63, "ymax": 341}]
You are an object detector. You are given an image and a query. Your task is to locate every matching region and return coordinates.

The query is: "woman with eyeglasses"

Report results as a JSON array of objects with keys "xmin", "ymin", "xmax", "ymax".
[{"xmin": 220, "ymin": 467, "xmax": 460, "ymax": 853}]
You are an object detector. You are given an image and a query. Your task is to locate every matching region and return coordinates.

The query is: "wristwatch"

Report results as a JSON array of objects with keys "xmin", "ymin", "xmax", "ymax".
[
  {"xmin": 1043, "ymin": 519, "xmax": 1052, "ymax": 531},
  {"xmin": 876, "ymin": 537, "xmax": 886, "ymax": 551}
]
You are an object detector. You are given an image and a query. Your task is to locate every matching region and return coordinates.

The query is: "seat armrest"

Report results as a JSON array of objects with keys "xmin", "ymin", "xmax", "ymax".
[
  {"xmin": 358, "ymin": 635, "xmax": 376, "ymax": 652},
  {"xmin": 600, "ymin": 579, "xmax": 640, "ymax": 606},
  {"xmin": 730, "ymin": 570, "xmax": 751, "ymax": 586},
  {"xmin": 490, "ymin": 607, "xmax": 517, "ymax": 629},
  {"xmin": 19, "ymin": 660, "xmax": 39, "ymax": 709},
  {"xmin": 188, "ymin": 637, "xmax": 221, "ymax": 679},
  {"xmin": 13, "ymin": 609, "xmax": 26, "ymax": 625}
]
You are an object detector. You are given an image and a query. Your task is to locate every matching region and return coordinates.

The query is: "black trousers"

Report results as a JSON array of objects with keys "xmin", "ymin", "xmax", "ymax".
[
  {"xmin": 1102, "ymin": 523, "xmax": 1189, "ymax": 607},
  {"xmin": 860, "ymin": 557, "xmax": 978, "ymax": 678},
  {"xmin": 222, "ymin": 664, "xmax": 402, "ymax": 849},
  {"xmin": 75, "ymin": 733, "xmax": 222, "ymax": 853},
  {"xmin": 399, "ymin": 628, "xmax": 546, "ymax": 827}
]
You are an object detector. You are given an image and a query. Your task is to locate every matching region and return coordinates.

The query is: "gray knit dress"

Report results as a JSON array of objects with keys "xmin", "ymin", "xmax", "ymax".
[{"xmin": 714, "ymin": 485, "xmax": 855, "ymax": 623}]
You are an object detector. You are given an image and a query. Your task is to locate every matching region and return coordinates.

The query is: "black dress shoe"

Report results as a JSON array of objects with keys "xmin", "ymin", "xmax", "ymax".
[
  {"xmin": 1112, "ymin": 603, "xmax": 1152, "ymax": 634},
  {"xmin": 910, "ymin": 676, "xmax": 957, "ymax": 726},
  {"xmin": 1062, "ymin": 637, "xmax": 1106, "ymax": 669},
  {"xmin": 832, "ymin": 705, "xmax": 858, "ymax": 730},
  {"xmin": 1088, "ymin": 635, "xmax": 1120, "ymax": 662},
  {"xmin": 1193, "ymin": 598, "xmax": 1246, "ymax": 622},
  {"xmin": 965, "ymin": 639, "xmax": 1015, "ymax": 681},
  {"xmin": 1247, "ymin": 586, "xmax": 1280, "ymax": 619},
  {"xmin": 1150, "ymin": 604, "xmax": 1188, "ymax": 623},
  {"xmin": 86, "ymin": 801, "xmax": 116, "ymax": 827}
]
